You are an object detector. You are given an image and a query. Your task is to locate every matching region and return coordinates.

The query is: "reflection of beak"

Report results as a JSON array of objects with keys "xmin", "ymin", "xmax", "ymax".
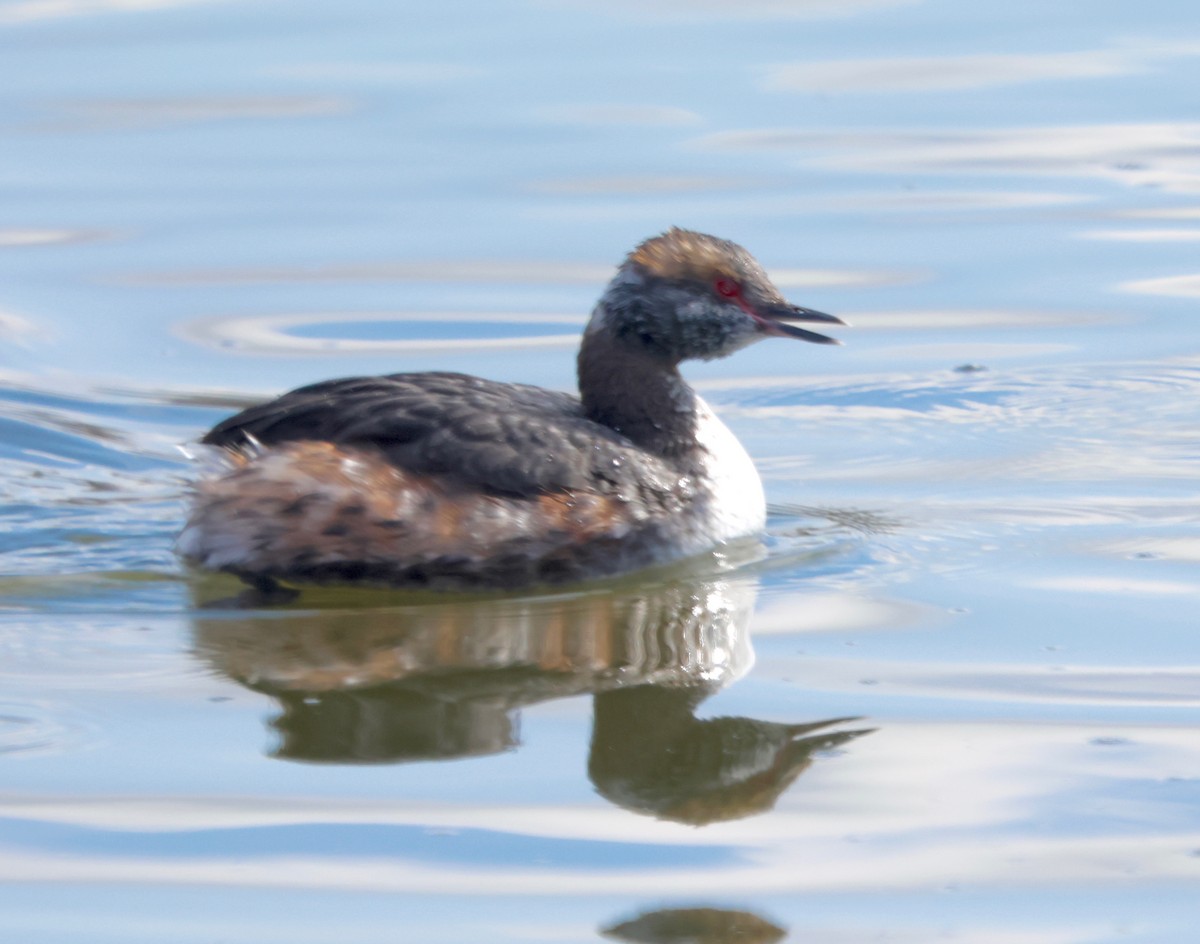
[{"xmin": 754, "ymin": 302, "xmax": 846, "ymax": 345}]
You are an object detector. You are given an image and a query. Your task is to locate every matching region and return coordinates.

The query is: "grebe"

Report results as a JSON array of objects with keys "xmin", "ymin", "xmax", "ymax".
[{"xmin": 178, "ymin": 228, "xmax": 843, "ymax": 591}]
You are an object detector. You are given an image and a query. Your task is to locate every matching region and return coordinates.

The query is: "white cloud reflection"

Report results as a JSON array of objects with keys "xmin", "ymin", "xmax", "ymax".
[
  {"xmin": 1094, "ymin": 536, "xmax": 1200, "ymax": 562},
  {"xmin": 1120, "ymin": 273, "xmax": 1200, "ymax": 298},
  {"xmin": 764, "ymin": 43, "xmax": 1200, "ymax": 94},
  {"xmin": 837, "ymin": 309, "xmax": 1086, "ymax": 330},
  {"xmin": 695, "ymin": 122, "xmax": 1200, "ymax": 194},
  {"xmin": 769, "ymin": 656, "xmax": 1200, "ymax": 708},
  {"xmin": 1, "ymin": 714, "xmax": 1198, "ymax": 896},
  {"xmin": 130, "ymin": 260, "xmax": 616, "ymax": 287},
  {"xmin": 0, "ymin": 228, "xmax": 109, "ymax": 247},
  {"xmin": 537, "ymin": 0, "xmax": 922, "ymax": 21},
  {"xmin": 42, "ymin": 96, "xmax": 351, "ymax": 131},
  {"xmin": 534, "ymin": 104, "xmax": 702, "ymax": 127},
  {"xmin": 4, "ymin": 834, "xmax": 1178, "ymax": 899},
  {"xmin": 1080, "ymin": 228, "xmax": 1200, "ymax": 242},
  {"xmin": 126, "ymin": 260, "xmax": 906, "ymax": 291},
  {"xmin": 176, "ymin": 311, "xmax": 586, "ymax": 357},
  {"xmin": 0, "ymin": 309, "xmax": 45, "ymax": 343},
  {"xmin": 826, "ymin": 190, "xmax": 1090, "ymax": 211},
  {"xmin": 0, "ymin": 0, "xmax": 234, "ymax": 25},
  {"xmin": 752, "ymin": 591, "xmax": 934, "ymax": 635},
  {"xmin": 267, "ymin": 62, "xmax": 482, "ymax": 86},
  {"xmin": 528, "ymin": 175, "xmax": 752, "ymax": 196},
  {"xmin": 1026, "ymin": 575, "xmax": 1199, "ymax": 596},
  {"xmin": 1119, "ymin": 206, "xmax": 1200, "ymax": 220}
]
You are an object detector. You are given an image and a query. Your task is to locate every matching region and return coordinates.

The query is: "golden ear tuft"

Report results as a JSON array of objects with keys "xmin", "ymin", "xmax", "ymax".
[{"xmin": 628, "ymin": 228, "xmax": 743, "ymax": 284}]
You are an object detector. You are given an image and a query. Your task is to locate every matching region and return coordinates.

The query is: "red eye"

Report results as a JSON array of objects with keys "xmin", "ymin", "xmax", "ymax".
[{"xmin": 715, "ymin": 278, "xmax": 740, "ymax": 298}]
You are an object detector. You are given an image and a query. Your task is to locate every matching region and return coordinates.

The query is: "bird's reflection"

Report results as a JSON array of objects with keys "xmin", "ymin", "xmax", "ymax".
[
  {"xmin": 192, "ymin": 563, "xmax": 872, "ymax": 822},
  {"xmin": 603, "ymin": 906, "xmax": 786, "ymax": 944},
  {"xmin": 592, "ymin": 685, "xmax": 868, "ymax": 825}
]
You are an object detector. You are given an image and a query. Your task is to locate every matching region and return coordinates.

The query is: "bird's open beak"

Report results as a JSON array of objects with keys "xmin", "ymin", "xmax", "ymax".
[{"xmin": 754, "ymin": 303, "xmax": 846, "ymax": 345}]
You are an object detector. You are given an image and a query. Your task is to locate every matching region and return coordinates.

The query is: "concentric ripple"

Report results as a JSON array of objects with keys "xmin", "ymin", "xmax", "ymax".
[{"xmin": 0, "ymin": 700, "xmax": 92, "ymax": 757}]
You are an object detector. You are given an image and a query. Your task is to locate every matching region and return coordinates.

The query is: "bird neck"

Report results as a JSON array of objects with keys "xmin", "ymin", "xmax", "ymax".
[{"xmin": 576, "ymin": 309, "xmax": 699, "ymax": 460}]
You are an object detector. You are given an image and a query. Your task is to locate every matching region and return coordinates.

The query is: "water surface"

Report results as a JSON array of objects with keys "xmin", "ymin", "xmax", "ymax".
[{"xmin": 2, "ymin": 1, "xmax": 1200, "ymax": 941}]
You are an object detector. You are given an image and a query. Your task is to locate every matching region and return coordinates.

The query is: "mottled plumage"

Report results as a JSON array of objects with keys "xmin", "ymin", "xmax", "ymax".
[{"xmin": 179, "ymin": 228, "xmax": 843, "ymax": 591}]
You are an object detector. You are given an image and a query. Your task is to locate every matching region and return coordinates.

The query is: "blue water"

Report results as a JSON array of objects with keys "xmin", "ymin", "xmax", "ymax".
[{"xmin": 3, "ymin": 1, "xmax": 1200, "ymax": 941}]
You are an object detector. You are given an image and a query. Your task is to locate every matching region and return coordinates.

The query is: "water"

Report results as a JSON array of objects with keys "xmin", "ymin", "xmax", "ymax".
[{"xmin": 3, "ymin": 1, "xmax": 1200, "ymax": 941}]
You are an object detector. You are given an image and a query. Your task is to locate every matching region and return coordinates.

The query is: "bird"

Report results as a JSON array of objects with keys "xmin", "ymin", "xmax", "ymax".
[{"xmin": 177, "ymin": 228, "xmax": 843, "ymax": 593}]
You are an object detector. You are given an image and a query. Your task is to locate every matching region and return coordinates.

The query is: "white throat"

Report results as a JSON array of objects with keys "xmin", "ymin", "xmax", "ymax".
[{"xmin": 689, "ymin": 396, "xmax": 767, "ymax": 546}]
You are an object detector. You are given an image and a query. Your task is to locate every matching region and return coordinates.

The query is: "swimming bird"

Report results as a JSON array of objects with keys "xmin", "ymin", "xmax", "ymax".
[{"xmin": 178, "ymin": 228, "xmax": 843, "ymax": 592}]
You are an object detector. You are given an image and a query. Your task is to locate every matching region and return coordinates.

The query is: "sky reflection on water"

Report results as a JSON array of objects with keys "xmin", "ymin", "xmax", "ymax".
[{"xmin": 3, "ymin": 0, "xmax": 1200, "ymax": 941}]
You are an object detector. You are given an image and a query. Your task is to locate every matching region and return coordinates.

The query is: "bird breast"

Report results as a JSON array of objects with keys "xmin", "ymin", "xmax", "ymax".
[{"xmin": 687, "ymin": 398, "xmax": 767, "ymax": 547}]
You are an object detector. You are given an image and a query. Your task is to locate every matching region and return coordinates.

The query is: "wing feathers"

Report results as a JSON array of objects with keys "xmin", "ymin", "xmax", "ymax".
[{"xmin": 202, "ymin": 372, "xmax": 681, "ymax": 502}]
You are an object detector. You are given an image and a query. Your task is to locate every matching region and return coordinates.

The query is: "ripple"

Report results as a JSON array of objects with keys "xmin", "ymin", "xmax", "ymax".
[
  {"xmin": 0, "ymin": 613, "xmax": 194, "ymax": 684},
  {"xmin": 710, "ymin": 361, "xmax": 1200, "ymax": 586},
  {"xmin": 0, "ymin": 412, "xmax": 160, "ymax": 471},
  {"xmin": 0, "ymin": 379, "xmax": 200, "ymax": 586},
  {"xmin": 0, "ymin": 700, "xmax": 91, "ymax": 757},
  {"xmin": 712, "ymin": 361, "xmax": 1200, "ymax": 462},
  {"xmin": 0, "ymin": 382, "xmax": 190, "ymax": 470}
]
